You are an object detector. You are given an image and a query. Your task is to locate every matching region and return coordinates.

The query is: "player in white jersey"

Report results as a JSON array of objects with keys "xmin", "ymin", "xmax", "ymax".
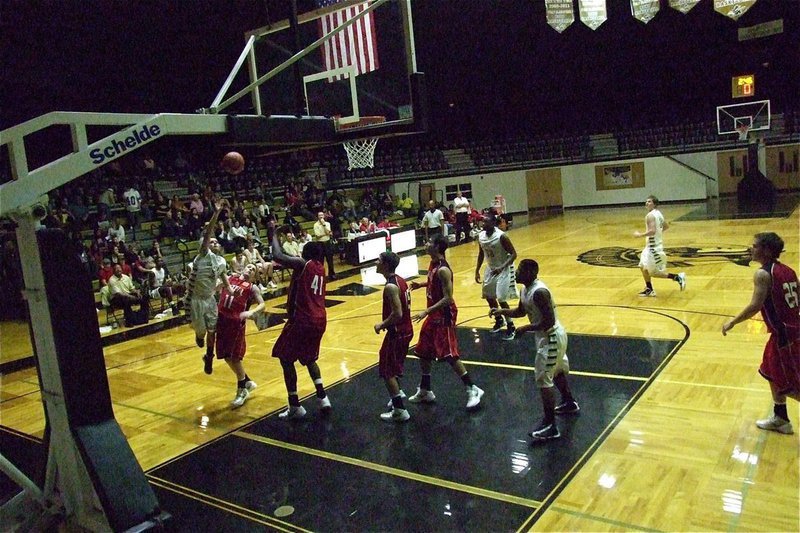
[
  {"xmin": 634, "ymin": 195, "xmax": 686, "ymax": 297},
  {"xmin": 185, "ymin": 201, "xmax": 232, "ymax": 374},
  {"xmin": 490, "ymin": 259, "xmax": 578, "ymax": 443},
  {"xmin": 475, "ymin": 213, "xmax": 518, "ymax": 339}
]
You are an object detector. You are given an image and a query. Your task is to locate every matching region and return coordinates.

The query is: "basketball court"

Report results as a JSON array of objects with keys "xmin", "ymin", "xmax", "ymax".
[{"xmin": 1, "ymin": 1, "xmax": 799, "ymax": 531}]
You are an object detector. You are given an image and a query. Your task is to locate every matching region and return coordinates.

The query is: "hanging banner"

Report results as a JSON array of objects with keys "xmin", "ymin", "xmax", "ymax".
[
  {"xmin": 631, "ymin": 0, "xmax": 660, "ymax": 23},
  {"xmin": 669, "ymin": 0, "xmax": 701, "ymax": 14},
  {"xmin": 714, "ymin": 0, "xmax": 758, "ymax": 21},
  {"xmin": 738, "ymin": 19, "xmax": 783, "ymax": 41},
  {"xmin": 579, "ymin": 0, "xmax": 607, "ymax": 30},
  {"xmin": 545, "ymin": 0, "xmax": 575, "ymax": 33}
]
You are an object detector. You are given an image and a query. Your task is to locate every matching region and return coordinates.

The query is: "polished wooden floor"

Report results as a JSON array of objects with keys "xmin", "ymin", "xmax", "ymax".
[{"xmin": 1, "ymin": 200, "xmax": 799, "ymax": 531}]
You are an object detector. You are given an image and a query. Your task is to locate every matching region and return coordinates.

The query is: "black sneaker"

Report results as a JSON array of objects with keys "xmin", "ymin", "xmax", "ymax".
[
  {"xmin": 490, "ymin": 319, "xmax": 505, "ymax": 333},
  {"xmin": 554, "ymin": 400, "xmax": 580, "ymax": 415},
  {"xmin": 203, "ymin": 352, "xmax": 214, "ymax": 375},
  {"xmin": 529, "ymin": 423, "xmax": 560, "ymax": 442},
  {"xmin": 196, "ymin": 336, "xmax": 205, "ymax": 348},
  {"xmin": 638, "ymin": 288, "xmax": 656, "ymax": 297}
]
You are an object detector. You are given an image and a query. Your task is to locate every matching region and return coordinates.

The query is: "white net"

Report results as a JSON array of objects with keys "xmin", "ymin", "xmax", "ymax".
[{"xmin": 343, "ymin": 137, "xmax": 379, "ymax": 170}]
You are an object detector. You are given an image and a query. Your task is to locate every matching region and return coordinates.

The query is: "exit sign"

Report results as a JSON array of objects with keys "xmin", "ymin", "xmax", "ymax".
[{"xmin": 732, "ymin": 74, "xmax": 755, "ymax": 99}]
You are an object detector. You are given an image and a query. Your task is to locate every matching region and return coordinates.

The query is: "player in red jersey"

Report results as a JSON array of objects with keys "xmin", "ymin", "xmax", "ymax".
[
  {"xmin": 216, "ymin": 263, "xmax": 265, "ymax": 408},
  {"xmin": 374, "ymin": 251, "xmax": 414, "ymax": 422},
  {"xmin": 269, "ymin": 222, "xmax": 331, "ymax": 420},
  {"xmin": 723, "ymin": 232, "xmax": 800, "ymax": 435},
  {"xmin": 409, "ymin": 234, "xmax": 484, "ymax": 410}
]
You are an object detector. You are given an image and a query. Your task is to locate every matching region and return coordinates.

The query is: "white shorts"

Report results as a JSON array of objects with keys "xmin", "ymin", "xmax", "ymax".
[
  {"xmin": 533, "ymin": 325, "xmax": 569, "ymax": 388},
  {"xmin": 482, "ymin": 265, "xmax": 518, "ymax": 302},
  {"xmin": 191, "ymin": 296, "xmax": 218, "ymax": 337},
  {"xmin": 638, "ymin": 247, "xmax": 667, "ymax": 274}
]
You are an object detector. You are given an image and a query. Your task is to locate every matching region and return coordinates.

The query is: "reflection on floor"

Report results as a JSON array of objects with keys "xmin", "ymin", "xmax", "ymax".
[
  {"xmin": 144, "ymin": 325, "xmax": 683, "ymax": 531},
  {"xmin": 677, "ymin": 192, "xmax": 800, "ymax": 221}
]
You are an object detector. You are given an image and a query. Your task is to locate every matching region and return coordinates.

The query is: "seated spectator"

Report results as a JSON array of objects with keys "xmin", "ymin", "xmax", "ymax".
[
  {"xmin": 170, "ymin": 195, "xmax": 188, "ymax": 218},
  {"xmin": 144, "ymin": 258, "xmax": 182, "ymax": 304},
  {"xmin": 341, "ymin": 194, "xmax": 358, "ymax": 220},
  {"xmin": 284, "ymin": 211, "xmax": 301, "ymax": 235},
  {"xmin": 107, "ymin": 218, "xmax": 126, "ymax": 243},
  {"xmin": 98, "ymin": 258, "xmax": 115, "ymax": 286},
  {"xmin": 243, "ymin": 216, "xmax": 261, "ymax": 244},
  {"xmin": 230, "ymin": 248, "xmax": 248, "ymax": 275},
  {"xmin": 377, "ymin": 216, "xmax": 399, "ymax": 230},
  {"xmin": 282, "ymin": 232, "xmax": 301, "ymax": 257},
  {"xmin": 188, "ymin": 193, "xmax": 204, "ymax": 217},
  {"xmin": 229, "ymin": 219, "xmax": 248, "ymax": 249},
  {"xmin": 153, "ymin": 192, "xmax": 171, "ymax": 219},
  {"xmin": 359, "ymin": 217, "xmax": 377, "ymax": 233},
  {"xmin": 244, "ymin": 238, "xmax": 277, "ymax": 289},
  {"xmin": 107, "ymin": 264, "xmax": 149, "ymax": 326},
  {"xmin": 251, "ymin": 198, "xmax": 271, "ymax": 227},
  {"xmin": 215, "ymin": 221, "xmax": 236, "ymax": 253}
]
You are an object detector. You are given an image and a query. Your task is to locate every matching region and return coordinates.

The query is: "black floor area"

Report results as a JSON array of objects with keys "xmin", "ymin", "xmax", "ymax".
[
  {"xmin": 147, "ymin": 325, "xmax": 683, "ymax": 532},
  {"xmin": 676, "ymin": 192, "xmax": 800, "ymax": 221}
]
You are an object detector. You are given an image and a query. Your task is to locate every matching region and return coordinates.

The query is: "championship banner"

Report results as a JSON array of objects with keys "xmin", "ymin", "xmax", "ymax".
[
  {"xmin": 579, "ymin": 0, "xmax": 607, "ymax": 30},
  {"xmin": 669, "ymin": 0, "xmax": 701, "ymax": 14},
  {"xmin": 545, "ymin": 0, "xmax": 575, "ymax": 33},
  {"xmin": 714, "ymin": 0, "xmax": 758, "ymax": 21},
  {"xmin": 738, "ymin": 19, "xmax": 783, "ymax": 41},
  {"xmin": 595, "ymin": 162, "xmax": 645, "ymax": 191},
  {"xmin": 631, "ymin": 0, "xmax": 660, "ymax": 24}
]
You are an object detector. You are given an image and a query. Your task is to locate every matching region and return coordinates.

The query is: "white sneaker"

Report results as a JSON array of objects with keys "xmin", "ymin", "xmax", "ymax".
[
  {"xmin": 756, "ymin": 415, "xmax": 794, "ymax": 434},
  {"xmin": 386, "ymin": 390, "xmax": 407, "ymax": 409},
  {"xmin": 278, "ymin": 405, "xmax": 307, "ymax": 420},
  {"xmin": 408, "ymin": 388, "xmax": 436, "ymax": 404},
  {"xmin": 676, "ymin": 272, "xmax": 686, "ymax": 291},
  {"xmin": 268, "ymin": 281, "xmax": 278, "ymax": 289},
  {"xmin": 380, "ymin": 408, "xmax": 410, "ymax": 423},
  {"xmin": 231, "ymin": 388, "xmax": 250, "ymax": 408},
  {"xmin": 466, "ymin": 385, "xmax": 484, "ymax": 409},
  {"xmin": 245, "ymin": 380, "xmax": 257, "ymax": 392},
  {"xmin": 318, "ymin": 395, "xmax": 332, "ymax": 413}
]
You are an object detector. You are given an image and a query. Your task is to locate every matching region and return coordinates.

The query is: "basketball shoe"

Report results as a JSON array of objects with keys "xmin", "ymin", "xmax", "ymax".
[
  {"xmin": 408, "ymin": 388, "xmax": 436, "ymax": 403},
  {"xmin": 756, "ymin": 415, "xmax": 794, "ymax": 434},
  {"xmin": 278, "ymin": 405, "xmax": 306, "ymax": 420},
  {"xmin": 380, "ymin": 408, "xmax": 410, "ymax": 423}
]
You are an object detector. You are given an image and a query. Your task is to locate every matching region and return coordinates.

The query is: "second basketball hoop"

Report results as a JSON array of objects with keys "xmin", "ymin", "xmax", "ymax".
[{"xmin": 336, "ymin": 116, "xmax": 386, "ymax": 170}]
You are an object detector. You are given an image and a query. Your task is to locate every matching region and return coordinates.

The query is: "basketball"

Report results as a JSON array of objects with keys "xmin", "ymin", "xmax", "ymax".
[{"xmin": 221, "ymin": 151, "xmax": 245, "ymax": 175}]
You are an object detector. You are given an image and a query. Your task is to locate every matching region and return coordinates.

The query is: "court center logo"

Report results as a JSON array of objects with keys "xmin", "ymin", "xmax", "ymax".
[{"xmin": 577, "ymin": 246, "xmax": 752, "ymax": 268}]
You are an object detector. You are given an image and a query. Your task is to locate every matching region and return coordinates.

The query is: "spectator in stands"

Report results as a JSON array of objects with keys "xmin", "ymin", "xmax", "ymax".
[
  {"xmin": 377, "ymin": 216, "xmax": 399, "ymax": 230},
  {"xmin": 397, "ymin": 193, "xmax": 414, "ymax": 215},
  {"xmin": 282, "ymin": 232, "xmax": 301, "ymax": 257},
  {"xmin": 215, "ymin": 221, "xmax": 236, "ymax": 253},
  {"xmin": 153, "ymin": 192, "xmax": 170, "ymax": 219},
  {"xmin": 98, "ymin": 187, "xmax": 115, "ymax": 218},
  {"xmin": 360, "ymin": 217, "xmax": 377, "ymax": 233},
  {"xmin": 341, "ymin": 194, "xmax": 358, "ymax": 220},
  {"xmin": 107, "ymin": 263, "xmax": 148, "ymax": 326},
  {"xmin": 67, "ymin": 194, "xmax": 90, "ymax": 231},
  {"xmin": 243, "ymin": 216, "xmax": 261, "ymax": 244},
  {"xmin": 189, "ymin": 193, "xmax": 204, "ymax": 217},
  {"xmin": 123, "ymin": 184, "xmax": 142, "ymax": 234},
  {"xmin": 98, "ymin": 258, "xmax": 115, "ymax": 286},
  {"xmin": 252, "ymin": 198, "xmax": 270, "ymax": 227},
  {"xmin": 107, "ymin": 218, "xmax": 126, "ymax": 243},
  {"xmin": 144, "ymin": 258, "xmax": 178, "ymax": 305},
  {"xmin": 149, "ymin": 239, "xmax": 163, "ymax": 262},
  {"xmin": 244, "ymin": 237, "xmax": 278, "ymax": 290},
  {"xmin": 297, "ymin": 228, "xmax": 312, "ymax": 251},
  {"xmin": 170, "ymin": 195, "xmax": 188, "ymax": 218},
  {"xmin": 96, "ymin": 211, "xmax": 111, "ymax": 233},
  {"xmin": 230, "ymin": 248, "xmax": 247, "ymax": 275},
  {"xmin": 230, "ymin": 219, "xmax": 248, "ymax": 249}
]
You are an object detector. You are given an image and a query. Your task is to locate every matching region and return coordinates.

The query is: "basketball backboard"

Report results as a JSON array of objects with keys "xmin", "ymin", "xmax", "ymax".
[
  {"xmin": 206, "ymin": 0, "xmax": 425, "ymax": 150},
  {"xmin": 716, "ymin": 99, "xmax": 770, "ymax": 136}
]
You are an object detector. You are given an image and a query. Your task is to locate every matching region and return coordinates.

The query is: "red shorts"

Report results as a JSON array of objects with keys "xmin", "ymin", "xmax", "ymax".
[
  {"xmin": 415, "ymin": 319, "xmax": 459, "ymax": 361},
  {"xmin": 379, "ymin": 333, "xmax": 412, "ymax": 380},
  {"xmin": 272, "ymin": 321, "xmax": 325, "ymax": 366},
  {"xmin": 215, "ymin": 315, "xmax": 246, "ymax": 361},
  {"xmin": 759, "ymin": 335, "xmax": 800, "ymax": 395}
]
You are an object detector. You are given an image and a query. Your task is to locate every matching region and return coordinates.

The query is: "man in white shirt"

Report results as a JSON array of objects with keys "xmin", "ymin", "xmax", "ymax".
[
  {"xmin": 313, "ymin": 211, "xmax": 337, "ymax": 280},
  {"xmin": 420, "ymin": 200, "xmax": 444, "ymax": 241},
  {"xmin": 122, "ymin": 185, "xmax": 142, "ymax": 236},
  {"xmin": 452, "ymin": 190, "xmax": 471, "ymax": 245}
]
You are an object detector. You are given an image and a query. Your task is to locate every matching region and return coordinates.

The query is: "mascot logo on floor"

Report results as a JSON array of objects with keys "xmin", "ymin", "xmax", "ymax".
[{"xmin": 577, "ymin": 246, "xmax": 752, "ymax": 268}]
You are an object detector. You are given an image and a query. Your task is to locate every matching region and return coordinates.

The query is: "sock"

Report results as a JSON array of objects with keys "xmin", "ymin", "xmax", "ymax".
[
  {"xmin": 774, "ymin": 402, "xmax": 789, "ymax": 421},
  {"xmin": 420, "ymin": 374, "xmax": 432, "ymax": 391},
  {"xmin": 645, "ymin": 281, "xmax": 653, "ymax": 290},
  {"xmin": 391, "ymin": 394, "xmax": 405, "ymax": 410},
  {"xmin": 314, "ymin": 378, "xmax": 326, "ymax": 398},
  {"xmin": 288, "ymin": 392, "xmax": 300, "ymax": 407},
  {"xmin": 237, "ymin": 378, "xmax": 247, "ymax": 389},
  {"xmin": 668, "ymin": 273, "xmax": 677, "ymax": 280},
  {"xmin": 244, "ymin": 374, "xmax": 251, "ymax": 382},
  {"xmin": 460, "ymin": 372, "xmax": 474, "ymax": 387}
]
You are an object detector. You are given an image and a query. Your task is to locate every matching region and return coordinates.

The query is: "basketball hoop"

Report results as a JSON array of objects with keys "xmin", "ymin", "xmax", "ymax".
[
  {"xmin": 337, "ymin": 116, "xmax": 386, "ymax": 170},
  {"xmin": 736, "ymin": 124, "xmax": 750, "ymax": 142}
]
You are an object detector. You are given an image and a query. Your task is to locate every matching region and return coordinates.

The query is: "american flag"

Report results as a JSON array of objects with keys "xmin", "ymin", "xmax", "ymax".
[{"xmin": 317, "ymin": 0, "xmax": 379, "ymax": 81}]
